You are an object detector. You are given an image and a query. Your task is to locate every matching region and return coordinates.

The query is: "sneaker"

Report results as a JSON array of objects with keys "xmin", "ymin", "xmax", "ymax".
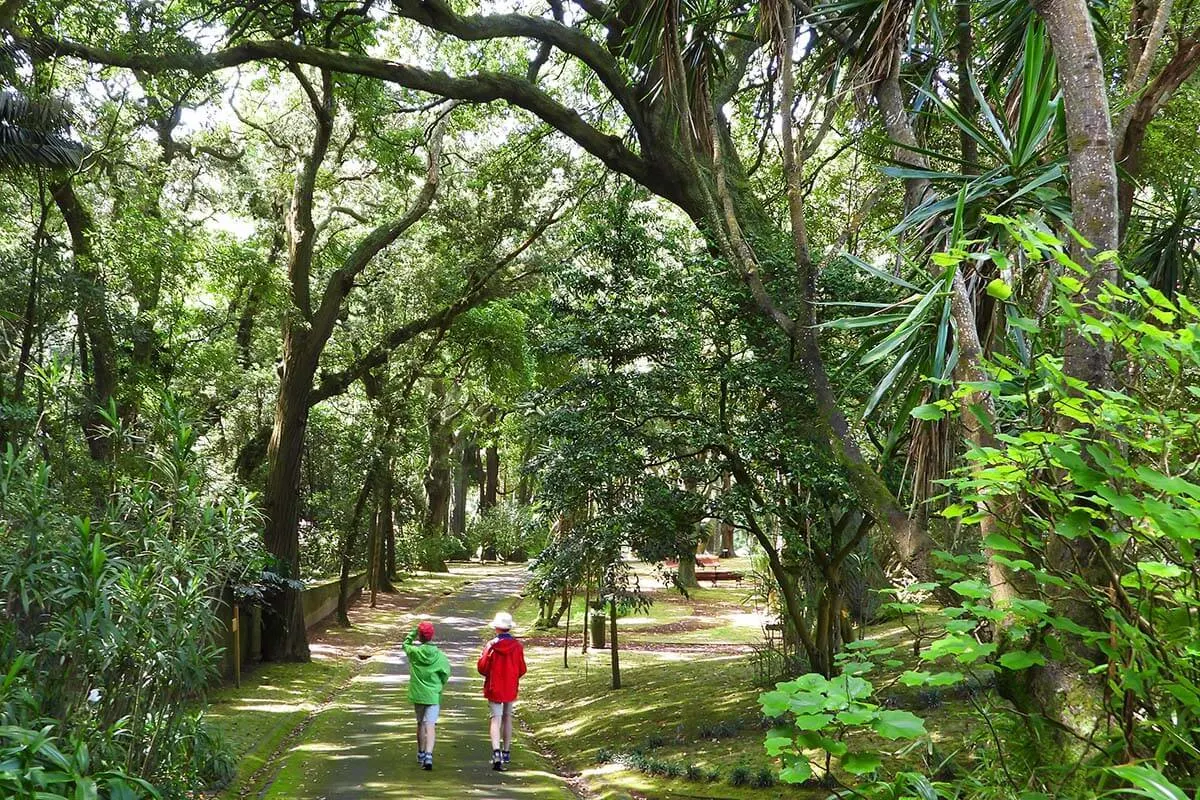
[
  {"xmin": 502, "ymin": 750, "xmax": 511, "ymax": 766},
  {"xmin": 423, "ymin": 754, "xmax": 433, "ymax": 771},
  {"xmin": 417, "ymin": 750, "xmax": 426, "ymax": 765},
  {"xmin": 492, "ymin": 750, "xmax": 503, "ymax": 771}
]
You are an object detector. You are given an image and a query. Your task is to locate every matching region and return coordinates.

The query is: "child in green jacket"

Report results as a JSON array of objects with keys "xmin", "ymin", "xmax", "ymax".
[{"xmin": 403, "ymin": 621, "xmax": 451, "ymax": 770}]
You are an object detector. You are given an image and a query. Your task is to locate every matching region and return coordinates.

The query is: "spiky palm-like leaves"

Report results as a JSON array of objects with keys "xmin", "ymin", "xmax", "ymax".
[
  {"xmin": 888, "ymin": 21, "xmax": 1068, "ymax": 237},
  {"xmin": 0, "ymin": 89, "xmax": 84, "ymax": 169},
  {"xmin": 1131, "ymin": 183, "xmax": 1200, "ymax": 300},
  {"xmin": 0, "ymin": 39, "xmax": 84, "ymax": 170}
]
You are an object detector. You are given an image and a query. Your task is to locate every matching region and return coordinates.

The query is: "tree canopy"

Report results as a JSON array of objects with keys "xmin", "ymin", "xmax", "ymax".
[{"xmin": 2, "ymin": 0, "xmax": 1199, "ymax": 796}]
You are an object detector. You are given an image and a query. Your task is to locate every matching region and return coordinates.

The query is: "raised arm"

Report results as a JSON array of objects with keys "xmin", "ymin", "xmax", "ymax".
[{"xmin": 476, "ymin": 641, "xmax": 494, "ymax": 676}]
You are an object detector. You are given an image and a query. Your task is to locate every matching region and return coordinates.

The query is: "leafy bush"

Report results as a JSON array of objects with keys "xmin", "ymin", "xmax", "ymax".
[
  {"xmin": 727, "ymin": 763, "xmax": 753, "ymax": 787},
  {"xmin": 0, "ymin": 724, "xmax": 159, "ymax": 799},
  {"xmin": 760, "ymin": 220, "xmax": 1200, "ymax": 797},
  {"xmin": 751, "ymin": 766, "xmax": 777, "ymax": 788},
  {"xmin": 696, "ymin": 719, "xmax": 743, "ymax": 740},
  {"xmin": 468, "ymin": 501, "xmax": 543, "ymax": 562},
  {"xmin": 0, "ymin": 397, "xmax": 265, "ymax": 796}
]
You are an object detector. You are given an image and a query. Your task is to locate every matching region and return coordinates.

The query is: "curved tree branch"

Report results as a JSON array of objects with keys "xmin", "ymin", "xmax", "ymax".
[
  {"xmin": 387, "ymin": 0, "xmax": 650, "ymax": 136},
  {"xmin": 33, "ymin": 34, "xmax": 662, "ymax": 196},
  {"xmin": 311, "ymin": 105, "xmax": 454, "ymax": 337}
]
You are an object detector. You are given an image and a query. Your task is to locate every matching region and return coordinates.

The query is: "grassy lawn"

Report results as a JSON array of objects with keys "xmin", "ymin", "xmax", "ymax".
[
  {"xmin": 512, "ymin": 559, "xmax": 822, "ymax": 799},
  {"xmin": 520, "ymin": 646, "xmax": 820, "ymax": 799},
  {"xmin": 513, "ymin": 560, "xmax": 1015, "ymax": 799},
  {"xmin": 204, "ymin": 570, "xmax": 473, "ymax": 797}
]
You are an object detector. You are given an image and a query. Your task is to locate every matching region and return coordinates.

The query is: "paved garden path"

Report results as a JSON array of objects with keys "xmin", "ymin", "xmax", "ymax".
[{"xmin": 261, "ymin": 566, "xmax": 578, "ymax": 799}]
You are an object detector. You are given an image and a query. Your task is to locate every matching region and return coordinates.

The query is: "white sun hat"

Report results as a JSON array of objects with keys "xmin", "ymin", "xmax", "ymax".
[{"xmin": 490, "ymin": 611, "xmax": 514, "ymax": 631}]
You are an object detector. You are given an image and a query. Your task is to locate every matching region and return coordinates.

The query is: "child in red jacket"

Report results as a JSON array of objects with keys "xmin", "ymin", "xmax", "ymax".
[{"xmin": 477, "ymin": 611, "xmax": 526, "ymax": 771}]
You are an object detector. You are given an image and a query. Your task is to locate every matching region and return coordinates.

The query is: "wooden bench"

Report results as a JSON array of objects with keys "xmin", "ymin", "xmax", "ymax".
[
  {"xmin": 666, "ymin": 554, "xmax": 721, "ymax": 568},
  {"xmin": 697, "ymin": 570, "xmax": 743, "ymax": 586}
]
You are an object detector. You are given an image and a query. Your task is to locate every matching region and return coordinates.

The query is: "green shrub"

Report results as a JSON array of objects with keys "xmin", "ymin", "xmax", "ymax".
[
  {"xmin": 697, "ymin": 719, "xmax": 742, "ymax": 740},
  {"xmin": 752, "ymin": 767, "xmax": 776, "ymax": 788},
  {"xmin": 0, "ymin": 397, "xmax": 265, "ymax": 797},
  {"xmin": 727, "ymin": 764, "xmax": 752, "ymax": 787},
  {"xmin": 0, "ymin": 724, "xmax": 160, "ymax": 799},
  {"xmin": 468, "ymin": 502, "xmax": 543, "ymax": 562}
]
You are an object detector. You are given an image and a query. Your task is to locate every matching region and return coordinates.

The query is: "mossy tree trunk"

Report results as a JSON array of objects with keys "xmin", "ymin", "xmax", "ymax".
[
  {"xmin": 609, "ymin": 597, "xmax": 620, "ymax": 690},
  {"xmin": 337, "ymin": 461, "xmax": 374, "ymax": 626}
]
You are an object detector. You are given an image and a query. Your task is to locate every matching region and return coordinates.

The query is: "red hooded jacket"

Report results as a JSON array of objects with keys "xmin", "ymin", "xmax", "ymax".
[{"xmin": 477, "ymin": 634, "xmax": 526, "ymax": 703}]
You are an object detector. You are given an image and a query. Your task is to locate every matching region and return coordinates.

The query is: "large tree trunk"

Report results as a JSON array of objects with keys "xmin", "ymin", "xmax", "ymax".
[
  {"xmin": 677, "ymin": 548, "xmax": 698, "ymax": 590},
  {"xmin": 450, "ymin": 432, "xmax": 469, "ymax": 538},
  {"xmin": 421, "ymin": 379, "xmax": 452, "ymax": 572},
  {"xmin": 11, "ymin": 195, "xmax": 49, "ymax": 416},
  {"xmin": 52, "ymin": 180, "xmax": 118, "ymax": 461},
  {"xmin": 483, "ymin": 442, "xmax": 499, "ymax": 510},
  {"xmin": 337, "ymin": 462, "xmax": 374, "ymax": 627},
  {"xmin": 480, "ymin": 410, "xmax": 499, "ymax": 559},
  {"xmin": 377, "ymin": 463, "xmax": 397, "ymax": 592},
  {"xmin": 368, "ymin": 503, "xmax": 381, "ymax": 607},
  {"xmin": 1008, "ymin": 0, "xmax": 1120, "ymax": 750},
  {"xmin": 950, "ymin": 278, "xmax": 1020, "ymax": 609},
  {"xmin": 516, "ymin": 436, "xmax": 534, "ymax": 506},
  {"xmin": 260, "ymin": 331, "xmax": 318, "ymax": 662},
  {"xmin": 1035, "ymin": 0, "xmax": 1120, "ymax": 381}
]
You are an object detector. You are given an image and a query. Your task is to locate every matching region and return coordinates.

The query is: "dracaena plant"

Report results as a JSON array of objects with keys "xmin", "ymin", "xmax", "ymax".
[{"xmin": 762, "ymin": 220, "xmax": 1200, "ymax": 797}]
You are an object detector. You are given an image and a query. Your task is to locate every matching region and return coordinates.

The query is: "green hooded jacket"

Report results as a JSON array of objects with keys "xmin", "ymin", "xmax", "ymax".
[{"xmin": 403, "ymin": 628, "xmax": 451, "ymax": 706}]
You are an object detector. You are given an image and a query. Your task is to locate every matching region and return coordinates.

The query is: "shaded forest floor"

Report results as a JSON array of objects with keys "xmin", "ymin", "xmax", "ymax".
[
  {"xmin": 205, "ymin": 568, "xmax": 476, "ymax": 797},
  {"xmin": 207, "ymin": 561, "xmax": 1018, "ymax": 800},
  {"xmin": 511, "ymin": 562, "xmax": 1013, "ymax": 799}
]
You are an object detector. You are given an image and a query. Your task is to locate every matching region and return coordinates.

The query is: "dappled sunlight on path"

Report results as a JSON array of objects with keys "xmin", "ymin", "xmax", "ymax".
[{"xmin": 260, "ymin": 566, "xmax": 579, "ymax": 799}]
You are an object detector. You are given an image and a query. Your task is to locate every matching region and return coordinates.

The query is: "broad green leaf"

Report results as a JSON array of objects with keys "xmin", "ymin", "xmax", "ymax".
[
  {"xmin": 983, "ymin": 533, "xmax": 1024, "ymax": 554},
  {"xmin": 927, "ymin": 671, "xmax": 965, "ymax": 687},
  {"xmin": 950, "ymin": 579, "xmax": 991, "ymax": 599},
  {"xmin": 1135, "ymin": 561, "xmax": 1183, "ymax": 580},
  {"xmin": 793, "ymin": 673, "xmax": 829, "ymax": 692},
  {"xmin": 911, "ymin": 403, "xmax": 946, "ymax": 421},
  {"xmin": 759, "ymin": 690, "xmax": 789, "ymax": 717},
  {"xmin": 791, "ymin": 714, "xmax": 834, "ymax": 731},
  {"xmin": 999, "ymin": 650, "xmax": 1046, "ymax": 670},
  {"xmin": 1105, "ymin": 764, "xmax": 1188, "ymax": 800},
  {"xmin": 986, "ymin": 278, "xmax": 1013, "ymax": 300},
  {"xmin": 841, "ymin": 751, "xmax": 883, "ymax": 776},
  {"xmin": 835, "ymin": 708, "xmax": 875, "ymax": 726},
  {"xmin": 765, "ymin": 736, "xmax": 793, "ymax": 756},
  {"xmin": 872, "ymin": 710, "xmax": 926, "ymax": 740},
  {"xmin": 779, "ymin": 759, "xmax": 813, "ymax": 784}
]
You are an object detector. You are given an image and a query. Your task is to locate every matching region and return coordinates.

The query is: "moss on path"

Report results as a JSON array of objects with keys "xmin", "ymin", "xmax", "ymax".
[
  {"xmin": 259, "ymin": 567, "xmax": 578, "ymax": 799},
  {"xmin": 208, "ymin": 571, "xmax": 473, "ymax": 798}
]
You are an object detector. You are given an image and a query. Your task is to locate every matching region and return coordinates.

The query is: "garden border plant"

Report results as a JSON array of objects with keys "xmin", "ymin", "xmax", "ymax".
[{"xmin": 760, "ymin": 218, "xmax": 1200, "ymax": 798}]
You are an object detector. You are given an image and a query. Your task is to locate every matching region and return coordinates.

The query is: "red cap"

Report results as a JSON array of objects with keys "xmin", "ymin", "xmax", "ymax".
[{"xmin": 417, "ymin": 621, "xmax": 435, "ymax": 642}]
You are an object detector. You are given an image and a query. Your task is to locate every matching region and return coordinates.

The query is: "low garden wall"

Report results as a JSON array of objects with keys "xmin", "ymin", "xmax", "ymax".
[
  {"xmin": 215, "ymin": 572, "xmax": 368, "ymax": 678},
  {"xmin": 301, "ymin": 572, "xmax": 368, "ymax": 630}
]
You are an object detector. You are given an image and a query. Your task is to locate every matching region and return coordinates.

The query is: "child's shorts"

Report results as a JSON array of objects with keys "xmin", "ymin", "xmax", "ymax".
[
  {"xmin": 488, "ymin": 701, "xmax": 514, "ymax": 718},
  {"xmin": 414, "ymin": 703, "xmax": 440, "ymax": 723}
]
